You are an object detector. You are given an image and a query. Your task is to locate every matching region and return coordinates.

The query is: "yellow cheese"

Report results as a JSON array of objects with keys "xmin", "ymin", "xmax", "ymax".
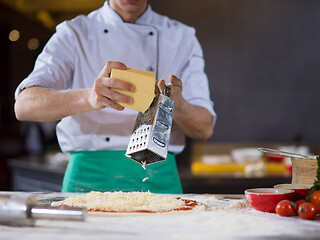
[{"xmin": 110, "ymin": 68, "xmax": 155, "ymax": 112}]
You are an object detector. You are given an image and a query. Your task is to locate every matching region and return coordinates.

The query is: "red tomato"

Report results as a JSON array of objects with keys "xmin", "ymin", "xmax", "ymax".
[
  {"xmin": 276, "ymin": 200, "xmax": 294, "ymax": 217},
  {"xmin": 310, "ymin": 190, "xmax": 320, "ymax": 213},
  {"xmin": 298, "ymin": 202, "xmax": 317, "ymax": 220},
  {"xmin": 294, "ymin": 199, "xmax": 308, "ymax": 215}
]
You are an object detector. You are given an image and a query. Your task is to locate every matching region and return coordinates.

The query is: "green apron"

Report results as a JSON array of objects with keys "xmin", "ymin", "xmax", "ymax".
[{"xmin": 61, "ymin": 150, "xmax": 183, "ymax": 194}]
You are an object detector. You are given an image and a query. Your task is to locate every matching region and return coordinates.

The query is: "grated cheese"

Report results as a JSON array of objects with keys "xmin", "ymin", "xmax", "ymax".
[
  {"xmin": 58, "ymin": 191, "xmax": 186, "ymax": 212},
  {"xmin": 141, "ymin": 161, "xmax": 146, "ymax": 170},
  {"xmin": 142, "ymin": 177, "xmax": 149, "ymax": 182}
]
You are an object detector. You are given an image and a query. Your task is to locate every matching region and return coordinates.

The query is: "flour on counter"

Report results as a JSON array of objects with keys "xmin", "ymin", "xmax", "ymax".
[{"xmin": 188, "ymin": 194, "xmax": 249, "ymax": 210}]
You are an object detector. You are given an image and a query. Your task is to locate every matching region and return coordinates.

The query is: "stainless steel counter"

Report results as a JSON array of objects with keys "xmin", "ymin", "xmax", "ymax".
[{"xmin": 0, "ymin": 192, "xmax": 320, "ymax": 240}]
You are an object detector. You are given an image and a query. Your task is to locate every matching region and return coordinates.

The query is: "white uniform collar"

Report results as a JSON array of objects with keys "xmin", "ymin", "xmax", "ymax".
[{"xmin": 101, "ymin": 1, "xmax": 153, "ymax": 24}]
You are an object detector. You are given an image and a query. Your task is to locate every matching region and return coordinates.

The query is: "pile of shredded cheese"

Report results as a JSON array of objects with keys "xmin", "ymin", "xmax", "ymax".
[{"xmin": 59, "ymin": 191, "xmax": 186, "ymax": 212}]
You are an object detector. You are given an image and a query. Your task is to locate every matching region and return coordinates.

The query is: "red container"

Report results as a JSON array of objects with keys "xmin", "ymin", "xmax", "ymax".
[
  {"xmin": 264, "ymin": 153, "xmax": 285, "ymax": 163},
  {"xmin": 274, "ymin": 184, "xmax": 312, "ymax": 201},
  {"xmin": 245, "ymin": 188, "xmax": 295, "ymax": 213}
]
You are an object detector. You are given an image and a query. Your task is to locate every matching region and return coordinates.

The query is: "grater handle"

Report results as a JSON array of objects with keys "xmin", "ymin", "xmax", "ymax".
[{"xmin": 164, "ymin": 86, "xmax": 171, "ymax": 97}]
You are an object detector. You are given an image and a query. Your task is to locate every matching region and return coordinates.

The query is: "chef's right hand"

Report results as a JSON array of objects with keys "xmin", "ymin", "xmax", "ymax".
[{"xmin": 89, "ymin": 61, "xmax": 135, "ymax": 110}]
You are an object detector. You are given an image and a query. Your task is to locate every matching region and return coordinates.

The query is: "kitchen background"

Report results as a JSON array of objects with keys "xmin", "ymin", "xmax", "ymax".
[{"xmin": 0, "ymin": 0, "xmax": 319, "ymax": 192}]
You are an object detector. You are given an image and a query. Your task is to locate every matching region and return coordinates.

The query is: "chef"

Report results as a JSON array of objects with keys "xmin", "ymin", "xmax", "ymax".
[{"xmin": 14, "ymin": 0, "xmax": 216, "ymax": 194}]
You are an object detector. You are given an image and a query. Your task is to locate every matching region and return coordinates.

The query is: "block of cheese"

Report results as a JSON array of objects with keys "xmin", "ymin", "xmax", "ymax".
[{"xmin": 110, "ymin": 68, "xmax": 155, "ymax": 112}]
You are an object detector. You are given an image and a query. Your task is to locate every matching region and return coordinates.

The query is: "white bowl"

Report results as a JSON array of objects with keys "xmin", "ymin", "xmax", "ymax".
[{"xmin": 231, "ymin": 148, "xmax": 262, "ymax": 164}]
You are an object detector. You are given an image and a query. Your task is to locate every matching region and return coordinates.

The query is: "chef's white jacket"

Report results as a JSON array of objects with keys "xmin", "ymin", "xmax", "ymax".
[{"xmin": 15, "ymin": 1, "xmax": 216, "ymax": 154}]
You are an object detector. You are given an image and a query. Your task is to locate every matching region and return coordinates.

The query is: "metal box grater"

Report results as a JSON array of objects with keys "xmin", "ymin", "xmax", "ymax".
[{"xmin": 125, "ymin": 89, "xmax": 174, "ymax": 165}]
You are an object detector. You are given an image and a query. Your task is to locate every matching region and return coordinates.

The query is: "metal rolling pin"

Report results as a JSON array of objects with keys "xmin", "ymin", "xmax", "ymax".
[{"xmin": 0, "ymin": 194, "xmax": 86, "ymax": 226}]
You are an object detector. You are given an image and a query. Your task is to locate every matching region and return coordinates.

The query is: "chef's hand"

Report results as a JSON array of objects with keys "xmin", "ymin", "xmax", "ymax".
[
  {"xmin": 89, "ymin": 61, "xmax": 135, "ymax": 110},
  {"xmin": 156, "ymin": 75, "xmax": 214, "ymax": 141},
  {"xmin": 156, "ymin": 75, "xmax": 184, "ymax": 110}
]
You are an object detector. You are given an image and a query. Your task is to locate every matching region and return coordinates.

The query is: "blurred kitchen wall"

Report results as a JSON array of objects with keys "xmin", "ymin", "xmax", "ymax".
[
  {"xmin": 150, "ymin": 0, "xmax": 320, "ymax": 144},
  {"xmin": 0, "ymin": 2, "xmax": 53, "ymax": 147},
  {"xmin": 0, "ymin": 2, "xmax": 54, "ymax": 189}
]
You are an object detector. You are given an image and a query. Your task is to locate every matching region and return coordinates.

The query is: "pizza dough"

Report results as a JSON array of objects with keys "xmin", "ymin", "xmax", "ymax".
[{"xmin": 51, "ymin": 191, "xmax": 203, "ymax": 215}]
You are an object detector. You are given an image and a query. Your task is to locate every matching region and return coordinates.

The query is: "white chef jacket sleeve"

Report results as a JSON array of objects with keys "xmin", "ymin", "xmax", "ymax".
[
  {"xmin": 179, "ymin": 33, "xmax": 216, "ymax": 122},
  {"xmin": 14, "ymin": 21, "xmax": 76, "ymax": 99}
]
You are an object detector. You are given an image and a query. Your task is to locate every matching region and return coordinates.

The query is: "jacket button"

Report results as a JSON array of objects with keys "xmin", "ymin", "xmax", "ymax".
[
  {"xmin": 104, "ymin": 29, "xmax": 108, "ymax": 33},
  {"xmin": 148, "ymin": 31, "xmax": 154, "ymax": 36},
  {"xmin": 105, "ymin": 137, "xmax": 110, "ymax": 142}
]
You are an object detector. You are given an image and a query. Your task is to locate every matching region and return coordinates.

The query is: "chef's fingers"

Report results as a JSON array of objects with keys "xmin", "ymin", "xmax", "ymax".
[
  {"xmin": 96, "ymin": 78, "xmax": 133, "ymax": 102},
  {"xmin": 154, "ymin": 80, "xmax": 159, "ymax": 94},
  {"xmin": 99, "ymin": 62, "xmax": 134, "ymax": 92},
  {"xmin": 95, "ymin": 91, "xmax": 125, "ymax": 111},
  {"xmin": 91, "ymin": 77, "xmax": 133, "ymax": 110},
  {"xmin": 155, "ymin": 79, "xmax": 166, "ymax": 94},
  {"xmin": 99, "ymin": 61, "xmax": 127, "ymax": 78},
  {"xmin": 168, "ymin": 75, "xmax": 183, "ymax": 88},
  {"xmin": 166, "ymin": 75, "xmax": 184, "ymax": 105},
  {"xmin": 102, "ymin": 77, "xmax": 135, "ymax": 92},
  {"xmin": 89, "ymin": 86, "xmax": 126, "ymax": 111},
  {"xmin": 167, "ymin": 75, "xmax": 182, "ymax": 96}
]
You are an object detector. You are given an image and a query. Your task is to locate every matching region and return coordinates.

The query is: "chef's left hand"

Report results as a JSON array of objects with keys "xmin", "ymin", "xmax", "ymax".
[
  {"xmin": 156, "ymin": 74, "xmax": 214, "ymax": 142},
  {"xmin": 156, "ymin": 75, "xmax": 185, "ymax": 109}
]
